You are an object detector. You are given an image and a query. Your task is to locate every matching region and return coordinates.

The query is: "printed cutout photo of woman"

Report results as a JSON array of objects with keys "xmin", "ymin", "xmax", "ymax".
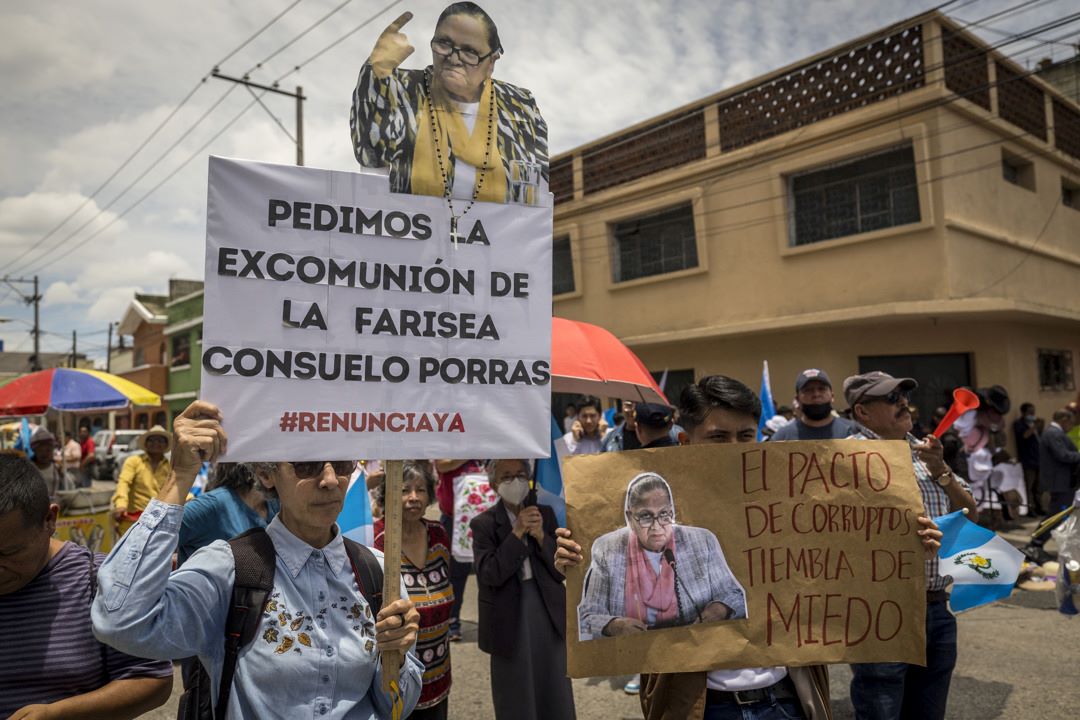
[
  {"xmin": 351, "ymin": 2, "xmax": 549, "ymax": 222},
  {"xmin": 577, "ymin": 472, "xmax": 747, "ymax": 641}
]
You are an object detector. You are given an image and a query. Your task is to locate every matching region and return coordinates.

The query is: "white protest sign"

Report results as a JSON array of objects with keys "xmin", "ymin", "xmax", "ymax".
[{"xmin": 200, "ymin": 157, "xmax": 552, "ymax": 461}]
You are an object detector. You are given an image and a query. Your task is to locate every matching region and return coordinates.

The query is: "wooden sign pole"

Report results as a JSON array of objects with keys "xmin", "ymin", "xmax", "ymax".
[{"xmin": 379, "ymin": 459, "xmax": 404, "ymax": 692}]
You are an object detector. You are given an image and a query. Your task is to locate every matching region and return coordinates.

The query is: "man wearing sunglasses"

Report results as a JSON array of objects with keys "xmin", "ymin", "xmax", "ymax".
[{"xmin": 844, "ymin": 371, "xmax": 978, "ymax": 720}]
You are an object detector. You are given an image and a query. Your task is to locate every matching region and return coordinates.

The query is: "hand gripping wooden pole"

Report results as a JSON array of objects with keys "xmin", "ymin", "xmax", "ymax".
[{"xmin": 380, "ymin": 460, "xmax": 405, "ymax": 698}]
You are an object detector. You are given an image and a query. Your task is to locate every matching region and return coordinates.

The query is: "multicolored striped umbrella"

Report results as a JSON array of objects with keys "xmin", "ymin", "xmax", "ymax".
[{"xmin": 0, "ymin": 367, "xmax": 161, "ymax": 416}]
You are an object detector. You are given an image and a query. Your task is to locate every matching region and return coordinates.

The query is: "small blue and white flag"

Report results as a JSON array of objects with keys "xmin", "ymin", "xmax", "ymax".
[
  {"xmin": 757, "ymin": 361, "xmax": 776, "ymax": 441},
  {"xmin": 339, "ymin": 466, "xmax": 374, "ymax": 546},
  {"xmin": 935, "ymin": 510, "xmax": 1024, "ymax": 612}
]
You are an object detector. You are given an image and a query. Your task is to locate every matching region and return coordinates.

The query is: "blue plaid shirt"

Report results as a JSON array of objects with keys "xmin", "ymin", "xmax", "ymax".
[{"xmin": 850, "ymin": 427, "xmax": 971, "ymax": 592}]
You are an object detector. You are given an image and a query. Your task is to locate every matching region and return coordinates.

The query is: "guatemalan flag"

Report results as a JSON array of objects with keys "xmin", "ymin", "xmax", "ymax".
[
  {"xmin": 757, "ymin": 361, "xmax": 777, "ymax": 441},
  {"xmin": 339, "ymin": 466, "xmax": 374, "ymax": 546},
  {"xmin": 935, "ymin": 510, "xmax": 1024, "ymax": 612}
]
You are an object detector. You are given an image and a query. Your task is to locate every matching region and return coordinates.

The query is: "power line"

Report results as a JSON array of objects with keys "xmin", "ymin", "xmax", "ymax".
[
  {"xmin": 13, "ymin": 0, "xmax": 404, "ymax": 278},
  {"xmin": 271, "ymin": 0, "xmax": 405, "ymax": 84},
  {"xmin": 2, "ymin": 0, "xmax": 309, "ymax": 271},
  {"xmin": 217, "ymin": 0, "xmax": 307, "ymax": 68},
  {"xmin": 960, "ymin": 201, "xmax": 1061, "ymax": 297},
  {"xmin": 30, "ymin": 92, "xmax": 268, "ymax": 274},
  {"xmin": 12, "ymin": 1, "xmax": 1069, "ymax": 280},
  {"xmin": 8, "ymin": 85, "xmax": 240, "ymax": 275},
  {"xmin": 554, "ymin": 25, "xmax": 1080, "ymax": 262},
  {"xmin": 242, "ymin": 0, "xmax": 357, "ymax": 76},
  {"xmin": 559, "ymin": 130, "xmax": 1068, "ymax": 269},
  {"xmin": 566, "ymin": 3, "xmax": 1077, "ymax": 169}
]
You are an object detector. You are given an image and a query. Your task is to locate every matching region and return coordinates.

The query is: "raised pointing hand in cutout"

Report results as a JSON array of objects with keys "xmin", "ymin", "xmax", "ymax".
[{"xmin": 370, "ymin": 12, "xmax": 415, "ymax": 78}]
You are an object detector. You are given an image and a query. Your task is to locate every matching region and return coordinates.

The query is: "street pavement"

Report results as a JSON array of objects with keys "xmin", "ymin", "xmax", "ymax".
[{"xmin": 144, "ymin": 516, "xmax": 1078, "ymax": 719}]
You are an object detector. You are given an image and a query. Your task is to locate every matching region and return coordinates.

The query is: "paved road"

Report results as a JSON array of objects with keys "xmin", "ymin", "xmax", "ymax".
[{"xmin": 145, "ymin": 517, "xmax": 1077, "ymax": 719}]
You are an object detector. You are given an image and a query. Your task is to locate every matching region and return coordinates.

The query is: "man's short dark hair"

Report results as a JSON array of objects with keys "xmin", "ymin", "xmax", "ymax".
[
  {"xmin": 1020, "ymin": 402, "xmax": 1035, "ymax": 414},
  {"xmin": 678, "ymin": 375, "xmax": 762, "ymax": 431},
  {"xmin": 0, "ymin": 452, "xmax": 50, "ymax": 527},
  {"xmin": 576, "ymin": 396, "xmax": 602, "ymax": 414}
]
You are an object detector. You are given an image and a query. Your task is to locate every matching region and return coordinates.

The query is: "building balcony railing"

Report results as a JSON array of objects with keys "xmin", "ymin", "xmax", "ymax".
[{"xmin": 549, "ymin": 11, "xmax": 1080, "ymax": 206}]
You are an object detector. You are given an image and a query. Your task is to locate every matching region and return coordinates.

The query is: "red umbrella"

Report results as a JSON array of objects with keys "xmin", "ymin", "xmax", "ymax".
[{"xmin": 551, "ymin": 317, "xmax": 668, "ymax": 404}]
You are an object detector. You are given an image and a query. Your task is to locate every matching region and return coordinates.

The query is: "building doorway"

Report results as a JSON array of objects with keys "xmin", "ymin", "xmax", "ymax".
[{"xmin": 857, "ymin": 353, "xmax": 973, "ymax": 419}]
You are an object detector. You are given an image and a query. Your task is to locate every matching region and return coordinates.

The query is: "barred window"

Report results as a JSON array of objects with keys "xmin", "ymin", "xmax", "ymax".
[
  {"xmin": 612, "ymin": 203, "xmax": 698, "ymax": 282},
  {"xmin": 789, "ymin": 144, "xmax": 920, "ymax": 246},
  {"xmin": 553, "ymin": 235, "xmax": 575, "ymax": 295},
  {"xmin": 1039, "ymin": 349, "xmax": 1075, "ymax": 392}
]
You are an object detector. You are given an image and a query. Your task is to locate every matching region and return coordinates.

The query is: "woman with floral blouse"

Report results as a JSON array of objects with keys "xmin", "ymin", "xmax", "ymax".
[{"xmin": 375, "ymin": 461, "xmax": 454, "ymax": 719}]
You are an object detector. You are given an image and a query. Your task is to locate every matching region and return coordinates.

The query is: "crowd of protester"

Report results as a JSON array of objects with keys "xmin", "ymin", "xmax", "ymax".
[{"xmin": 2, "ymin": 360, "xmax": 1078, "ymax": 720}]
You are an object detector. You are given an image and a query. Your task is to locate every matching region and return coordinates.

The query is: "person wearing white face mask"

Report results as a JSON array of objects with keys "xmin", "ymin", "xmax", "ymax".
[{"xmin": 469, "ymin": 459, "xmax": 574, "ymax": 720}]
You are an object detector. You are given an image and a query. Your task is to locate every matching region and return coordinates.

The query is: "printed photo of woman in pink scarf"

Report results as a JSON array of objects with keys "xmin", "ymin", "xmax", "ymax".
[{"xmin": 576, "ymin": 472, "xmax": 747, "ymax": 641}]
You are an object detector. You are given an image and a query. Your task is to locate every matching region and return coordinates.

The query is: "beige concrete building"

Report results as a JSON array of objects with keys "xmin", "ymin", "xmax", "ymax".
[{"xmin": 550, "ymin": 11, "xmax": 1080, "ymax": 426}]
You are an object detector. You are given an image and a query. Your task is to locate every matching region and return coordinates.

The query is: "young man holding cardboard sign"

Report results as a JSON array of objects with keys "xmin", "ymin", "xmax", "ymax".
[
  {"xmin": 558, "ymin": 376, "xmax": 829, "ymax": 719},
  {"xmin": 557, "ymin": 375, "xmax": 945, "ymax": 720}
]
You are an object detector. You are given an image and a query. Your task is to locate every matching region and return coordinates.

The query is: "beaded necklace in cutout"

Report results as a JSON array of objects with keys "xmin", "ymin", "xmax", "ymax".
[{"xmin": 424, "ymin": 70, "xmax": 496, "ymax": 245}]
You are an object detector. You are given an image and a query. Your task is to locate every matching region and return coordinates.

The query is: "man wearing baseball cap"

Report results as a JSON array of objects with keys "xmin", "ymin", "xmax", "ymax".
[
  {"xmin": 632, "ymin": 402, "xmax": 678, "ymax": 449},
  {"xmin": 29, "ymin": 427, "xmax": 65, "ymax": 502},
  {"xmin": 769, "ymin": 368, "xmax": 855, "ymax": 441},
  {"xmin": 844, "ymin": 371, "xmax": 978, "ymax": 720}
]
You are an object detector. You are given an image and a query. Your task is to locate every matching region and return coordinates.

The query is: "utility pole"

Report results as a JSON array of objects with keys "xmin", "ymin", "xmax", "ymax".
[
  {"xmin": 1, "ymin": 275, "xmax": 42, "ymax": 371},
  {"xmin": 71, "ymin": 330, "xmax": 77, "ymax": 368},
  {"xmin": 32, "ymin": 276, "xmax": 40, "ymax": 371},
  {"xmin": 106, "ymin": 322, "xmax": 114, "ymax": 374},
  {"xmin": 296, "ymin": 85, "xmax": 304, "ymax": 166},
  {"xmin": 211, "ymin": 69, "xmax": 305, "ymax": 165}
]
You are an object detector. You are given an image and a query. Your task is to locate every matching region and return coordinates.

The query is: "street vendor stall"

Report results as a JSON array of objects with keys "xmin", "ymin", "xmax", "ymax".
[{"xmin": 0, "ymin": 367, "xmax": 161, "ymax": 554}]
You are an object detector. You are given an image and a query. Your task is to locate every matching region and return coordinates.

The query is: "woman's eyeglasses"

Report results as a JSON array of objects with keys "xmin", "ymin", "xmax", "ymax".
[
  {"xmin": 430, "ymin": 38, "xmax": 496, "ymax": 66},
  {"xmin": 632, "ymin": 510, "xmax": 674, "ymax": 529},
  {"xmin": 287, "ymin": 461, "xmax": 358, "ymax": 479}
]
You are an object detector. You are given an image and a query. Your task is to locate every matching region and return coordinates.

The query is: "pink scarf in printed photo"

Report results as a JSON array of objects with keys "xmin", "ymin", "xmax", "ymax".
[{"xmin": 623, "ymin": 531, "xmax": 678, "ymax": 626}]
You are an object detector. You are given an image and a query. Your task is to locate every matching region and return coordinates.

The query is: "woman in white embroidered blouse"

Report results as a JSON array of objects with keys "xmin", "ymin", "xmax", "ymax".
[{"xmin": 92, "ymin": 401, "xmax": 423, "ymax": 719}]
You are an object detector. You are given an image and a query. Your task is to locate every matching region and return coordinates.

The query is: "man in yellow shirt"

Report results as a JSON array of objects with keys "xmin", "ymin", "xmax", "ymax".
[{"xmin": 111, "ymin": 426, "xmax": 171, "ymax": 535}]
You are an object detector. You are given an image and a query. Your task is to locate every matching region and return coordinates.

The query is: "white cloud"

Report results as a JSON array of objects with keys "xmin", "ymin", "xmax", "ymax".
[
  {"xmin": 77, "ymin": 250, "xmax": 196, "ymax": 292},
  {"xmin": 0, "ymin": 192, "xmax": 130, "ymax": 292},
  {"xmin": 0, "ymin": 10, "xmax": 115, "ymax": 94},
  {"xmin": 42, "ymin": 281, "xmax": 81, "ymax": 306},
  {"xmin": 86, "ymin": 286, "xmax": 144, "ymax": 324},
  {"xmin": 0, "ymin": 0, "xmax": 1063, "ymax": 359}
]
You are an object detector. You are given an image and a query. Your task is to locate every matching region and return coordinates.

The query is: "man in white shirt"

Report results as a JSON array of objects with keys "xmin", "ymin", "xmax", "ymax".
[
  {"xmin": 61, "ymin": 432, "xmax": 82, "ymax": 490},
  {"xmin": 562, "ymin": 396, "xmax": 606, "ymax": 456}
]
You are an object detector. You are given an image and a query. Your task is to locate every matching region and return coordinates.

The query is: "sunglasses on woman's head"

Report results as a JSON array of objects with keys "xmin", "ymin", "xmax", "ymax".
[{"xmin": 287, "ymin": 460, "xmax": 358, "ymax": 479}]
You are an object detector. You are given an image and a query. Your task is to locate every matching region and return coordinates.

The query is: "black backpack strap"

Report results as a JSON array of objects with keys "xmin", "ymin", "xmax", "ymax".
[
  {"xmin": 343, "ymin": 538, "xmax": 385, "ymax": 617},
  {"xmin": 217, "ymin": 528, "xmax": 276, "ymax": 719}
]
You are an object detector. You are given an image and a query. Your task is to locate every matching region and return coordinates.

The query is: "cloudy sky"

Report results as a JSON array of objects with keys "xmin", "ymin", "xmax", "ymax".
[{"xmin": 0, "ymin": 0, "xmax": 1073, "ymax": 365}]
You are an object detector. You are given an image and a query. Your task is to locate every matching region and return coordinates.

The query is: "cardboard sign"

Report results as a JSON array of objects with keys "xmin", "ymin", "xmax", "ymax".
[
  {"xmin": 200, "ymin": 157, "xmax": 552, "ymax": 461},
  {"xmin": 564, "ymin": 440, "xmax": 928, "ymax": 676}
]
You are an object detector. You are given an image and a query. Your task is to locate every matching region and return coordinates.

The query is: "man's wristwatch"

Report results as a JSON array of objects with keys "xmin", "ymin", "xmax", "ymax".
[{"xmin": 935, "ymin": 470, "xmax": 953, "ymax": 487}]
